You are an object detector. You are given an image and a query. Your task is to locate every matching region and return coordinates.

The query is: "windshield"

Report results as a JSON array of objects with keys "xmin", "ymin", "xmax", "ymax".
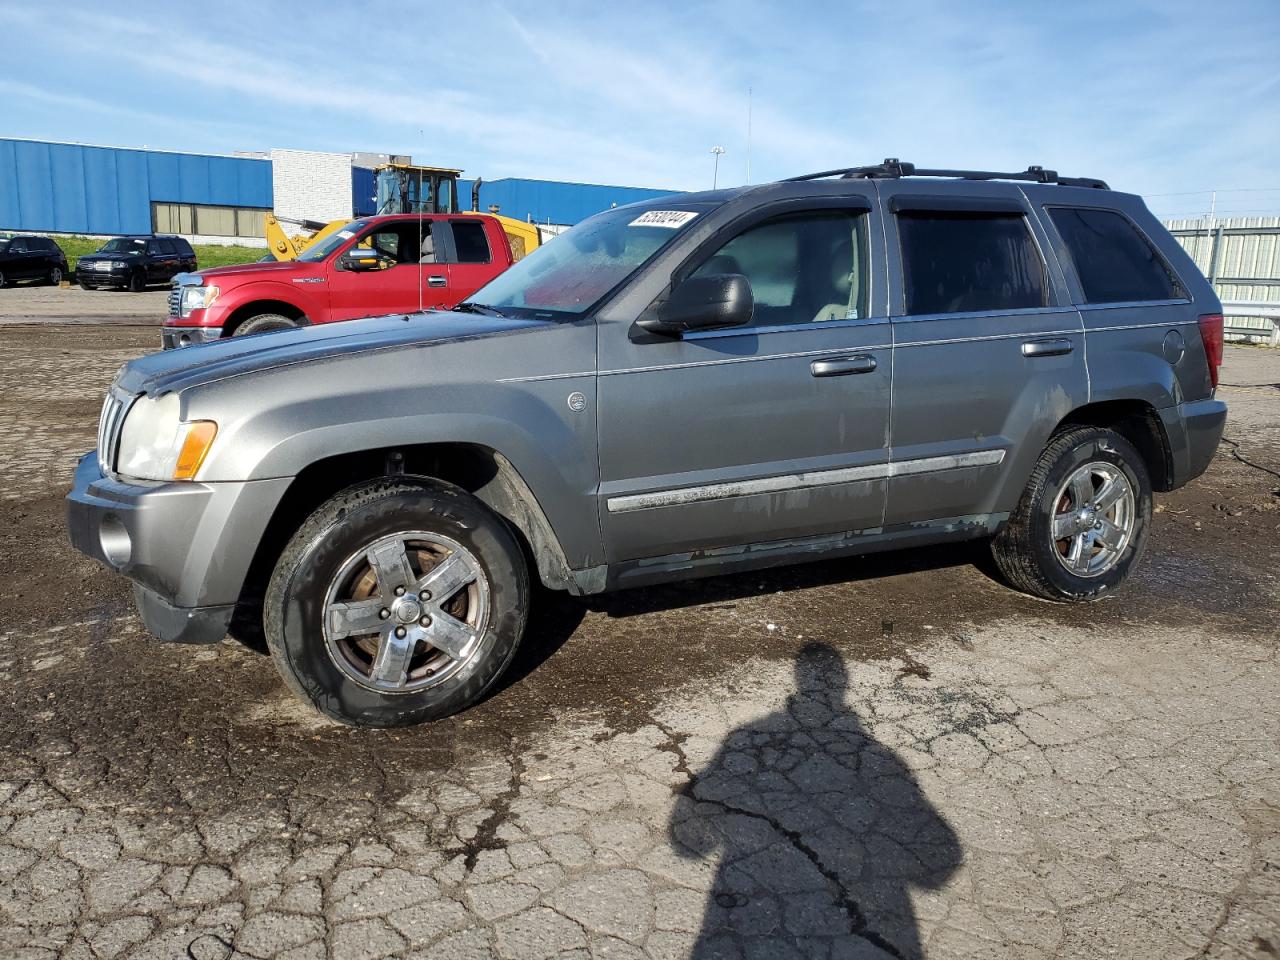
[
  {"xmin": 463, "ymin": 202, "xmax": 706, "ymax": 316},
  {"xmin": 100, "ymin": 238, "xmax": 147, "ymax": 254},
  {"xmin": 297, "ymin": 221, "xmax": 370, "ymax": 262}
]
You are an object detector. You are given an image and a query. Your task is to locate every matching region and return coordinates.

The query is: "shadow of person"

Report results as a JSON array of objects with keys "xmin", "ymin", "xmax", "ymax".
[{"xmin": 669, "ymin": 642, "xmax": 962, "ymax": 959}]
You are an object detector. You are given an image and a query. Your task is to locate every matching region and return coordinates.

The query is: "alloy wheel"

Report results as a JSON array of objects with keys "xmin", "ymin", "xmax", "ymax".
[
  {"xmin": 1050, "ymin": 461, "xmax": 1135, "ymax": 578},
  {"xmin": 321, "ymin": 531, "xmax": 490, "ymax": 693}
]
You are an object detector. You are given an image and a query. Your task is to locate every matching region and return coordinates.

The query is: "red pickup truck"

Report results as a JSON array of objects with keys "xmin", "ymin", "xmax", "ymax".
[{"xmin": 162, "ymin": 214, "xmax": 517, "ymax": 349}]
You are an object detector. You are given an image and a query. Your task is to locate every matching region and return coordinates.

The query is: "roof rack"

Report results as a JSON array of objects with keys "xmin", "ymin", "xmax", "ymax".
[{"xmin": 784, "ymin": 158, "xmax": 1109, "ymax": 190}]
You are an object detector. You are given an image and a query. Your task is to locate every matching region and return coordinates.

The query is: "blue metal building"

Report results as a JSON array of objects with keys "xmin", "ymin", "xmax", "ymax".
[
  {"xmin": 0, "ymin": 138, "xmax": 272, "ymax": 236},
  {"xmin": 1, "ymin": 137, "xmax": 676, "ymax": 237},
  {"xmin": 459, "ymin": 177, "xmax": 676, "ymax": 225}
]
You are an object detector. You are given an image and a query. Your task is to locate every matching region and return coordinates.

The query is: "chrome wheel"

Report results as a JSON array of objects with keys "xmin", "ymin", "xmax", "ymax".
[
  {"xmin": 50, "ymin": 267, "xmax": 62, "ymax": 285},
  {"xmin": 322, "ymin": 531, "xmax": 490, "ymax": 694},
  {"xmin": 1051, "ymin": 462, "xmax": 1135, "ymax": 578}
]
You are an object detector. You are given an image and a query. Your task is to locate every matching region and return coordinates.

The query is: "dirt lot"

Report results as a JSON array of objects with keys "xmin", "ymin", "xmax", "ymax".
[
  {"xmin": 0, "ymin": 285, "xmax": 170, "ymax": 325},
  {"xmin": 1, "ymin": 325, "xmax": 1278, "ymax": 960}
]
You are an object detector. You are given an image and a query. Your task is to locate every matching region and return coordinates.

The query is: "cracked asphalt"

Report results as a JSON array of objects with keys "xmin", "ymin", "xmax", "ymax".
[{"xmin": 2, "ymin": 324, "xmax": 1279, "ymax": 959}]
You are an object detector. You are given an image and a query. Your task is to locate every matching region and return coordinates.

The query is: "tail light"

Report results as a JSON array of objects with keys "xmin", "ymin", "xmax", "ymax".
[{"xmin": 1198, "ymin": 313, "xmax": 1223, "ymax": 389}]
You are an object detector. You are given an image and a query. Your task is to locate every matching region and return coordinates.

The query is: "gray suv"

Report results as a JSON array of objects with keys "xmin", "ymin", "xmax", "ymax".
[{"xmin": 68, "ymin": 160, "xmax": 1227, "ymax": 727}]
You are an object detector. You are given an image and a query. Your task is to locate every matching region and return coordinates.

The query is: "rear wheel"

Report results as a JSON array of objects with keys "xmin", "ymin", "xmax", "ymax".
[
  {"xmin": 264, "ymin": 478, "xmax": 529, "ymax": 727},
  {"xmin": 234, "ymin": 313, "xmax": 297, "ymax": 337},
  {"xmin": 47, "ymin": 266, "xmax": 63, "ymax": 286},
  {"xmin": 991, "ymin": 426, "xmax": 1152, "ymax": 601}
]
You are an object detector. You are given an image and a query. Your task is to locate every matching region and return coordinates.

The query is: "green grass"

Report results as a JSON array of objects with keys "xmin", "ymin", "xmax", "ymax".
[{"xmin": 10, "ymin": 234, "xmax": 265, "ymax": 271}]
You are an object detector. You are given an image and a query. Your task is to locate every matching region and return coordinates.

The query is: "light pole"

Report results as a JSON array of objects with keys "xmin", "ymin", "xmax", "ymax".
[{"xmin": 710, "ymin": 146, "xmax": 726, "ymax": 189}]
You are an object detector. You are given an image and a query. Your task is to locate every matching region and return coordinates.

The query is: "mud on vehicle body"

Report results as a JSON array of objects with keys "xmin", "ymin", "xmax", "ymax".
[{"xmin": 69, "ymin": 159, "xmax": 1226, "ymax": 726}]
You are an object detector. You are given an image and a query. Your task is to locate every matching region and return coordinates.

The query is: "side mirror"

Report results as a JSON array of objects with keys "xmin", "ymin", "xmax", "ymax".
[
  {"xmin": 339, "ymin": 248, "xmax": 386, "ymax": 272},
  {"xmin": 637, "ymin": 274, "xmax": 753, "ymax": 336}
]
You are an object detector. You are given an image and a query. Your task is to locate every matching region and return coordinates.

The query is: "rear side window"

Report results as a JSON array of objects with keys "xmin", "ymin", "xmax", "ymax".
[
  {"xmin": 157, "ymin": 239, "xmax": 177, "ymax": 255},
  {"xmin": 1048, "ymin": 207, "xmax": 1182, "ymax": 303},
  {"xmin": 174, "ymin": 239, "xmax": 194, "ymax": 256},
  {"xmin": 451, "ymin": 221, "xmax": 491, "ymax": 264},
  {"xmin": 898, "ymin": 212, "xmax": 1046, "ymax": 315}
]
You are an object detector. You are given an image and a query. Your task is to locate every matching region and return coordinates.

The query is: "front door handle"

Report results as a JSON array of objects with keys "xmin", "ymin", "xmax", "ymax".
[
  {"xmin": 1021, "ymin": 338, "xmax": 1073, "ymax": 358},
  {"xmin": 427, "ymin": 275, "xmax": 448, "ymax": 288},
  {"xmin": 811, "ymin": 354, "xmax": 877, "ymax": 377}
]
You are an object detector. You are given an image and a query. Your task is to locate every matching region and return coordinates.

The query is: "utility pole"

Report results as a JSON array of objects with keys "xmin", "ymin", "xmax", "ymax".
[{"xmin": 710, "ymin": 146, "xmax": 726, "ymax": 189}]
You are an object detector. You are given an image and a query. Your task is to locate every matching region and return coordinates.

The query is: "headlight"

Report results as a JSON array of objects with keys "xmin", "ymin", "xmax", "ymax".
[
  {"xmin": 110, "ymin": 261, "xmax": 125, "ymax": 270},
  {"xmin": 116, "ymin": 393, "xmax": 218, "ymax": 481},
  {"xmin": 179, "ymin": 285, "xmax": 219, "ymax": 317}
]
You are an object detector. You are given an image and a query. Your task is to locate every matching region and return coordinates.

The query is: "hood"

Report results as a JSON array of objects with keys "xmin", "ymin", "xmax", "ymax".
[
  {"xmin": 80, "ymin": 252, "xmax": 139, "ymax": 263},
  {"xmin": 116, "ymin": 310, "xmax": 549, "ymax": 396},
  {"xmin": 195, "ymin": 259, "xmax": 319, "ymax": 282}
]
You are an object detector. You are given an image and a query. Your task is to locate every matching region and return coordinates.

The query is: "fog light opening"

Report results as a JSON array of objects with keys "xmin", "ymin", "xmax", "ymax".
[{"xmin": 99, "ymin": 515, "xmax": 132, "ymax": 567}]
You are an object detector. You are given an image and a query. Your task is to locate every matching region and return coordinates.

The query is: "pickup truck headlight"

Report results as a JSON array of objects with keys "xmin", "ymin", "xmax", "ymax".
[
  {"xmin": 178, "ymin": 285, "xmax": 219, "ymax": 317},
  {"xmin": 116, "ymin": 393, "xmax": 218, "ymax": 481}
]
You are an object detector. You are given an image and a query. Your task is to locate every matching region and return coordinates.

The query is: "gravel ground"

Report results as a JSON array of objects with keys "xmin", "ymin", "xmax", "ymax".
[
  {"xmin": 0, "ymin": 285, "xmax": 169, "ymax": 325},
  {"xmin": 1, "ymin": 325, "xmax": 1278, "ymax": 960}
]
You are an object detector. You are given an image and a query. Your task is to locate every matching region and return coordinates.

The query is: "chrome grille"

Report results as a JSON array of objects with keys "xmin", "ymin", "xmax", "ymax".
[
  {"xmin": 96, "ymin": 388, "xmax": 132, "ymax": 473},
  {"xmin": 167, "ymin": 284, "xmax": 182, "ymax": 317}
]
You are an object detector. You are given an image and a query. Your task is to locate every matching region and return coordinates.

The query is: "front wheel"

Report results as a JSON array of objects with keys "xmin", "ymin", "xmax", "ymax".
[
  {"xmin": 991, "ymin": 426, "xmax": 1152, "ymax": 602},
  {"xmin": 234, "ymin": 313, "xmax": 297, "ymax": 337},
  {"xmin": 264, "ymin": 478, "xmax": 530, "ymax": 727},
  {"xmin": 128, "ymin": 271, "xmax": 146, "ymax": 292}
]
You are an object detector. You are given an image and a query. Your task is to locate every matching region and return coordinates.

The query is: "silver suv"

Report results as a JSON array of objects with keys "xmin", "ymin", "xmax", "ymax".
[{"xmin": 68, "ymin": 160, "xmax": 1227, "ymax": 727}]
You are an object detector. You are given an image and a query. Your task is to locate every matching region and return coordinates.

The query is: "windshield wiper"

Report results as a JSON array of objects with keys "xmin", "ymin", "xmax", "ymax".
[{"xmin": 453, "ymin": 302, "xmax": 505, "ymax": 317}]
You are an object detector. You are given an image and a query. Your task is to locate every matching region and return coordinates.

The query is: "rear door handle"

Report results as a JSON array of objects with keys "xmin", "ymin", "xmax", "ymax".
[
  {"xmin": 810, "ymin": 354, "xmax": 877, "ymax": 377},
  {"xmin": 1021, "ymin": 338, "xmax": 1073, "ymax": 357},
  {"xmin": 426, "ymin": 275, "xmax": 447, "ymax": 288}
]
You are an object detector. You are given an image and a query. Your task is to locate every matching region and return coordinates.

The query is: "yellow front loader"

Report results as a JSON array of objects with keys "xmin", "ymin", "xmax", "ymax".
[{"xmin": 263, "ymin": 163, "xmax": 544, "ymax": 262}]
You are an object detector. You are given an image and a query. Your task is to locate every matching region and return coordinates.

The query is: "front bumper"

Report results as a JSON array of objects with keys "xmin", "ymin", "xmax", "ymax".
[
  {"xmin": 1160, "ymin": 396, "xmax": 1228, "ymax": 489},
  {"xmin": 76, "ymin": 266, "xmax": 127, "ymax": 286},
  {"xmin": 66, "ymin": 453, "xmax": 292, "ymax": 643},
  {"xmin": 162, "ymin": 325, "xmax": 223, "ymax": 350}
]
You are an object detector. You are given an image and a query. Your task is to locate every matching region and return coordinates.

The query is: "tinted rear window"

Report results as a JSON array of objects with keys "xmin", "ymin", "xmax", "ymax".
[
  {"xmin": 1048, "ymin": 207, "xmax": 1181, "ymax": 303},
  {"xmin": 898, "ymin": 212, "xmax": 1047, "ymax": 315},
  {"xmin": 451, "ymin": 220, "xmax": 491, "ymax": 263}
]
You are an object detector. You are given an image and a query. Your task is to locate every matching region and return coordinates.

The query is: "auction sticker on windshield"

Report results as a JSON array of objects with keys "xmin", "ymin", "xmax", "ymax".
[{"xmin": 629, "ymin": 210, "xmax": 699, "ymax": 229}]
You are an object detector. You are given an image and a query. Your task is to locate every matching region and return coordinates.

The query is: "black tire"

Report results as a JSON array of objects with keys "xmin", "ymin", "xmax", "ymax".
[
  {"xmin": 991, "ymin": 426, "xmax": 1152, "ymax": 602},
  {"xmin": 128, "ymin": 271, "xmax": 146, "ymax": 292},
  {"xmin": 47, "ymin": 266, "xmax": 63, "ymax": 286},
  {"xmin": 264, "ymin": 477, "xmax": 530, "ymax": 727},
  {"xmin": 78, "ymin": 278, "xmax": 94, "ymax": 290},
  {"xmin": 234, "ymin": 313, "xmax": 297, "ymax": 337},
  {"xmin": 0, "ymin": 271, "xmax": 6, "ymax": 289}
]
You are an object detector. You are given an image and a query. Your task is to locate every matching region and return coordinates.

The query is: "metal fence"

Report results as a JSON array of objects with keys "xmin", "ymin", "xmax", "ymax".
[{"xmin": 1165, "ymin": 216, "xmax": 1280, "ymax": 345}]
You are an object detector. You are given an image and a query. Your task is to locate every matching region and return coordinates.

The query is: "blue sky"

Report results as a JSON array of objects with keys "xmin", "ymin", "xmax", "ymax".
[{"xmin": 2, "ymin": 0, "xmax": 1277, "ymax": 219}]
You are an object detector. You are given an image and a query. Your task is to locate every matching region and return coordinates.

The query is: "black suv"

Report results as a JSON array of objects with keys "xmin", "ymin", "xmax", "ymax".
[
  {"xmin": 76, "ymin": 235, "xmax": 197, "ymax": 291},
  {"xmin": 0, "ymin": 235, "xmax": 68, "ymax": 288}
]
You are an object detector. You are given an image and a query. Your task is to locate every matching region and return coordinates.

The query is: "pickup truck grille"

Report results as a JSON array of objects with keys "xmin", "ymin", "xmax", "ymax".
[
  {"xmin": 96, "ymin": 387, "xmax": 133, "ymax": 473},
  {"xmin": 167, "ymin": 284, "xmax": 181, "ymax": 317}
]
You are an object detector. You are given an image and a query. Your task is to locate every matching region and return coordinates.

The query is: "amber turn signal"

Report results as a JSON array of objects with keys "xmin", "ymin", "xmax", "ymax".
[{"xmin": 173, "ymin": 421, "xmax": 218, "ymax": 480}]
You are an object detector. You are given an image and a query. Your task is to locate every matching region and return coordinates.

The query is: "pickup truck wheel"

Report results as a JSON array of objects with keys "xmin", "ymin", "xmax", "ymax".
[
  {"xmin": 991, "ymin": 426, "xmax": 1151, "ymax": 602},
  {"xmin": 234, "ymin": 314, "xmax": 297, "ymax": 337},
  {"xmin": 264, "ymin": 478, "xmax": 529, "ymax": 727}
]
